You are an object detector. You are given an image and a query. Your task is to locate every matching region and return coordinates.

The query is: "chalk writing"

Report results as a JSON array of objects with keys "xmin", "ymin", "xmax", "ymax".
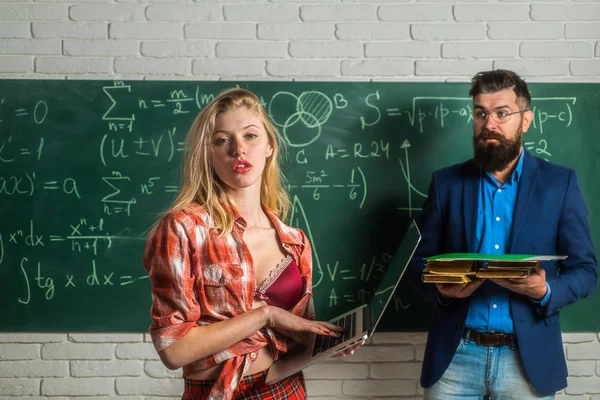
[
  {"xmin": 0, "ymin": 79, "xmax": 595, "ymax": 332},
  {"xmin": 0, "ymin": 137, "xmax": 44, "ymax": 163}
]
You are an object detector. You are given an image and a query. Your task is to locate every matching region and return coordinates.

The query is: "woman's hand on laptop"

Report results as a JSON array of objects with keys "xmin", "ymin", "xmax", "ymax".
[
  {"xmin": 265, "ymin": 306, "xmax": 343, "ymax": 343},
  {"xmin": 332, "ymin": 340, "xmax": 366, "ymax": 358}
]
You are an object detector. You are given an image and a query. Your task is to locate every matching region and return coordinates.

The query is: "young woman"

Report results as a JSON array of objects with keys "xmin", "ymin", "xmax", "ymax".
[{"xmin": 143, "ymin": 88, "xmax": 348, "ymax": 399}]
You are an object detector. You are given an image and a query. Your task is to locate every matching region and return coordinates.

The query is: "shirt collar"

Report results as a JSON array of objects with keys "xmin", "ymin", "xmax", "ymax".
[
  {"xmin": 511, "ymin": 147, "xmax": 525, "ymax": 183},
  {"xmin": 232, "ymin": 205, "xmax": 303, "ymax": 246}
]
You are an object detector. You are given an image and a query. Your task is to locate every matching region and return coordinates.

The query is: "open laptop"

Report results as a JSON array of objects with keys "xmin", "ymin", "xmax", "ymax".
[{"xmin": 265, "ymin": 220, "xmax": 422, "ymax": 384}]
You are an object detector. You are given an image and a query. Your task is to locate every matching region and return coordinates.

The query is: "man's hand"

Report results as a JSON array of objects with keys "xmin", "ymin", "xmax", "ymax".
[
  {"xmin": 435, "ymin": 279, "xmax": 484, "ymax": 299},
  {"xmin": 490, "ymin": 262, "xmax": 547, "ymax": 300}
]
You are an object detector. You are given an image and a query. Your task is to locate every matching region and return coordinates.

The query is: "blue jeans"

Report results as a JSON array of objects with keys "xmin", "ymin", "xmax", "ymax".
[{"xmin": 424, "ymin": 331, "xmax": 555, "ymax": 400}]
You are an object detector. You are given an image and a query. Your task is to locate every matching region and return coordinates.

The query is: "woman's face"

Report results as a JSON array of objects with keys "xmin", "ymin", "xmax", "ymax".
[{"xmin": 210, "ymin": 106, "xmax": 273, "ymax": 194}]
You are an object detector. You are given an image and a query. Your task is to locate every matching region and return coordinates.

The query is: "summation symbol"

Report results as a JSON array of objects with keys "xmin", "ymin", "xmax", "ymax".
[
  {"xmin": 102, "ymin": 82, "xmax": 136, "ymax": 127},
  {"xmin": 101, "ymin": 172, "xmax": 137, "ymax": 216}
]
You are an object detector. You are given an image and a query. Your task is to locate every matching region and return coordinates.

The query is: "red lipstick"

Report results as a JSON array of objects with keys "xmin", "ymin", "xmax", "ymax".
[{"xmin": 232, "ymin": 159, "xmax": 252, "ymax": 173}]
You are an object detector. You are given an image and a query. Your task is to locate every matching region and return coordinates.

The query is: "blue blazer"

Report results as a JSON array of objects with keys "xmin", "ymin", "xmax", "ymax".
[{"xmin": 407, "ymin": 151, "xmax": 597, "ymax": 395}]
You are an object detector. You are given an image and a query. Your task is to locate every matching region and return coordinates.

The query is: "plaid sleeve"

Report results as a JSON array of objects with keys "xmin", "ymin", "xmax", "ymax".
[
  {"xmin": 290, "ymin": 228, "xmax": 316, "ymax": 321},
  {"xmin": 143, "ymin": 211, "xmax": 202, "ymax": 352}
]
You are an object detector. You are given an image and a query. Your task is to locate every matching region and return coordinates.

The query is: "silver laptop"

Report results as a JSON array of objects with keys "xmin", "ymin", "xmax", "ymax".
[{"xmin": 265, "ymin": 220, "xmax": 422, "ymax": 385}]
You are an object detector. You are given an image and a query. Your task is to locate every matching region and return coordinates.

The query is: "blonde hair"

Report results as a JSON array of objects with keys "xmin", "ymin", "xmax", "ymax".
[{"xmin": 167, "ymin": 88, "xmax": 290, "ymax": 236}]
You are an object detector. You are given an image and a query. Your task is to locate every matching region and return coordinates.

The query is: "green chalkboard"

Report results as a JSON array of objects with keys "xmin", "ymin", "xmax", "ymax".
[{"xmin": 0, "ymin": 80, "xmax": 598, "ymax": 332}]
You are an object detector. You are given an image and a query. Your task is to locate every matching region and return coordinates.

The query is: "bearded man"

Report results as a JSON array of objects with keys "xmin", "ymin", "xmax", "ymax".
[{"xmin": 407, "ymin": 69, "xmax": 597, "ymax": 400}]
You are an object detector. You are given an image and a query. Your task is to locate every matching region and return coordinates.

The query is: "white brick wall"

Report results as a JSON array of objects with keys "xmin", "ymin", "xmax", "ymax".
[
  {"xmin": 2, "ymin": 333, "xmax": 599, "ymax": 398},
  {"xmin": 146, "ymin": 5, "xmax": 222, "ymax": 22},
  {"xmin": 0, "ymin": 4, "xmax": 67, "ymax": 20},
  {"xmin": 1, "ymin": 1, "xmax": 599, "ymax": 398},
  {"xmin": 0, "ymin": 22, "xmax": 32, "ymax": 39},
  {"xmin": 337, "ymin": 23, "xmax": 410, "ymax": 40},
  {"xmin": 488, "ymin": 22, "xmax": 563, "ymax": 40},
  {"xmin": 0, "ymin": 39, "xmax": 61, "ymax": 55},
  {"xmin": 378, "ymin": 4, "xmax": 453, "ymax": 22},
  {"xmin": 301, "ymin": 4, "xmax": 378, "ymax": 21},
  {"xmin": 260, "ymin": 22, "xmax": 335, "ymax": 40}
]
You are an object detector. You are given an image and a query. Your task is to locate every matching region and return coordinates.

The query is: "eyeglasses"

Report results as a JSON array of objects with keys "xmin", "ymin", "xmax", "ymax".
[{"xmin": 471, "ymin": 109, "xmax": 529, "ymax": 124}]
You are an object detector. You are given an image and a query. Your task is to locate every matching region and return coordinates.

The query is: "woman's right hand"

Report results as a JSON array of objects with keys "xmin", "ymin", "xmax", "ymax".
[{"xmin": 264, "ymin": 306, "xmax": 343, "ymax": 343}]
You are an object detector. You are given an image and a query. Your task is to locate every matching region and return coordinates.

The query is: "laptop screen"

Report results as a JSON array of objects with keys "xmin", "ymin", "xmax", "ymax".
[{"xmin": 367, "ymin": 220, "xmax": 422, "ymax": 332}]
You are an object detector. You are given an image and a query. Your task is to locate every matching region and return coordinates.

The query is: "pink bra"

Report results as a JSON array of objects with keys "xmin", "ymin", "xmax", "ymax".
[{"xmin": 254, "ymin": 255, "xmax": 303, "ymax": 310}]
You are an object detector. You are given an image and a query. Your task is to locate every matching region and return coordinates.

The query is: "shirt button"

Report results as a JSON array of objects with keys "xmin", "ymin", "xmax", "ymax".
[
  {"xmin": 494, "ymin": 244, "xmax": 500, "ymax": 250},
  {"xmin": 495, "ymin": 217, "xmax": 501, "ymax": 222},
  {"xmin": 493, "ymin": 304, "xmax": 498, "ymax": 309},
  {"xmin": 249, "ymin": 352, "xmax": 257, "ymax": 360},
  {"xmin": 498, "ymin": 189, "xmax": 502, "ymax": 193}
]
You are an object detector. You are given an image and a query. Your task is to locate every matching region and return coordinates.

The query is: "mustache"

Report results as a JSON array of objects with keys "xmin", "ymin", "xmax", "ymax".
[{"xmin": 478, "ymin": 130, "xmax": 506, "ymax": 141}]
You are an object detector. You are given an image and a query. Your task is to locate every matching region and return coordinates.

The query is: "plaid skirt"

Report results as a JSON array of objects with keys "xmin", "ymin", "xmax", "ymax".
[{"xmin": 182, "ymin": 370, "xmax": 306, "ymax": 400}]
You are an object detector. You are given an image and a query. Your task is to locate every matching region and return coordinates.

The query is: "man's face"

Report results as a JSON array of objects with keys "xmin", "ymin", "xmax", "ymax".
[{"xmin": 472, "ymin": 89, "xmax": 533, "ymax": 172}]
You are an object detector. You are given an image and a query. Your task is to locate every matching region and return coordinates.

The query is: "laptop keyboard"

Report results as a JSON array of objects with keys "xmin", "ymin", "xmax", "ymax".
[{"xmin": 312, "ymin": 312, "xmax": 356, "ymax": 356}]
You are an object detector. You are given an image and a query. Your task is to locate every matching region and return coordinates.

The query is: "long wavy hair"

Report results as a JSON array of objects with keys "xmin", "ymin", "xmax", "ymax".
[{"xmin": 167, "ymin": 88, "xmax": 290, "ymax": 236}]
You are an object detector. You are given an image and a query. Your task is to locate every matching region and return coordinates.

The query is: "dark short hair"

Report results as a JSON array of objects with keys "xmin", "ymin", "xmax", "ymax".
[{"xmin": 469, "ymin": 69, "xmax": 531, "ymax": 109}]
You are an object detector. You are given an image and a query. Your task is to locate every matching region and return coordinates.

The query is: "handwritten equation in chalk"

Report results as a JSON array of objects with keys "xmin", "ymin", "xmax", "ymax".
[{"xmin": 0, "ymin": 79, "xmax": 595, "ymax": 330}]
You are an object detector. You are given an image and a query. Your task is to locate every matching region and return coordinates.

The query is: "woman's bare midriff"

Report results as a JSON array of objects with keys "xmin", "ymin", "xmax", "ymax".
[
  {"xmin": 186, "ymin": 346, "xmax": 274, "ymax": 380},
  {"xmin": 185, "ymin": 300, "xmax": 277, "ymax": 381}
]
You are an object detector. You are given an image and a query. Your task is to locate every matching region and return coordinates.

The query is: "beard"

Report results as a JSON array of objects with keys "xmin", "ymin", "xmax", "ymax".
[{"xmin": 473, "ymin": 127, "xmax": 522, "ymax": 172}]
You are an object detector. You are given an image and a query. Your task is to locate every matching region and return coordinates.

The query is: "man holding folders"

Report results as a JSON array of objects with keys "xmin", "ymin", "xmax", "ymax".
[{"xmin": 407, "ymin": 69, "xmax": 597, "ymax": 399}]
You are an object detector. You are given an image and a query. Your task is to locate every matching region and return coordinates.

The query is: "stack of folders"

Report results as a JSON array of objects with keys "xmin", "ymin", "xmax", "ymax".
[
  {"xmin": 422, "ymin": 260, "xmax": 539, "ymax": 284},
  {"xmin": 475, "ymin": 261, "xmax": 538, "ymax": 279},
  {"xmin": 422, "ymin": 260, "xmax": 477, "ymax": 283}
]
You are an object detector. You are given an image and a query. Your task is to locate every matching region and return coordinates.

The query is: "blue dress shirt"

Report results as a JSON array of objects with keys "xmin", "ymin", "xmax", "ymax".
[{"xmin": 465, "ymin": 150, "xmax": 550, "ymax": 333}]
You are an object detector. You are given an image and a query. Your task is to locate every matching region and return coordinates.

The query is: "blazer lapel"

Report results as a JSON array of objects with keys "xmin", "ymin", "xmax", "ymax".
[
  {"xmin": 463, "ymin": 161, "xmax": 479, "ymax": 253},
  {"xmin": 509, "ymin": 151, "xmax": 539, "ymax": 251}
]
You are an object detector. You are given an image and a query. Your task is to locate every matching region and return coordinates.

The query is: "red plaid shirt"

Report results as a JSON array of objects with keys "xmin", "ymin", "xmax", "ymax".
[{"xmin": 143, "ymin": 203, "xmax": 315, "ymax": 399}]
